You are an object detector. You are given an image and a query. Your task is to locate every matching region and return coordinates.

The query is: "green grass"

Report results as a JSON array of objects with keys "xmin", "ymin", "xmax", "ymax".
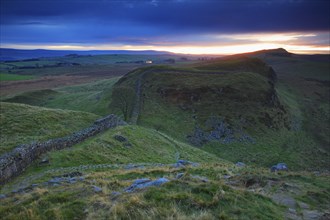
[
  {"xmin": 114, "ymin": 66, "xmax": 288, "ymax": 137},
  {"xmin": 202, "ymin": 129, "xmax": 330, "ymax": 171},
  {"xmin": 3, "ymin": 78, "xmax": 120, "ymax": 116},
  {"xmin": 28, "ymin": 125, "xmax": 221, "ymax": 170},
  {"xmin": 1, "ymin": 162, "xmax": 329, "ymax": 220},
  {"xmin": 0, "ymin": 102, "xmax": 99, "ymax": 155},
  {"xmin": 0, "ymin": 52, "xmax": 329, "ymax": 219},
  {"xmin": 109, "ymin": 56, "xmax": 330, "ymax": 171},
  {"xmin": 262, "ymin": 55, "xmax": 330, "ymax": 148},
  {"xmin": 0, "ymin": 73, "xmax": 35, "ymax": 81}
]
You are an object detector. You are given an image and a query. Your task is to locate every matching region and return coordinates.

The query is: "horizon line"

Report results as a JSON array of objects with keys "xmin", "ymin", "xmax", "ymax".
[{"xmin": 1, "ymin": 47, "xmax": 330, "ymax": 56}]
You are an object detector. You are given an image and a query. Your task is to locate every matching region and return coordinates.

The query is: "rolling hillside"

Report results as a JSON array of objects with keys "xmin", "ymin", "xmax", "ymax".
[
  {"xmin": 110, "ymin": 56, "xmax": 329, "ymax": 170},
  {"xmin": 1, "ymin": 124, "xmax": 329, "ymax": 220},
  {"xmin": 1, "ymin": 50, "xmax": 329, "ymax": 220},
  {"xmin": 0, "ymin": 102, "xmax": 99, "ymax": 154},
  {"xmin": 3, "ymin": 78, "xmax": 119, "ymax": 116}
]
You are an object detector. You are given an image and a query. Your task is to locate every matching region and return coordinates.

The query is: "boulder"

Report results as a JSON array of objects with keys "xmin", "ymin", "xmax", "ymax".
[
  {"xmin": 92, "ymin": 185, "xmax": 102, "ymax": 193},
  {"xmin": 125, "ymin": 177, "xmax": 169, "ymax": 192},
  {"xmin": 191, "ymin": 175, "xmax": 209, "ymax": 182},
  {"xmin": 173, "ymin": 160, "xmax": 199, "ymax": 168},
  {"xmin": 48, "ymin": 177, "xmax": 63, "ymax": 184},
  {"xmin": 39, "ymin": 157, "xmax": 49, "ymax": 165},
  {"xmin": 114, "ymin": 135, "xmax": 128, "ymax": 142},
  {"xmin": 176, "ymin": 173, "xmax": 185, "ymax": 179},
  {"xmin": 271, "ymin": 163, "xmax": 288, "ymax": 172},
  {"xmin": 235, "ymin": 162, "xmax": 246, "ymax": 167},
  {"xmin": 133, "ymin": 178, "xmax": 151, "ymax": 184}
]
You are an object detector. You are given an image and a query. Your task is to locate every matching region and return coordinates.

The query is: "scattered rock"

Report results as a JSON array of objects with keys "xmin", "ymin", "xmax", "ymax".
[
  {"xmin": 133, "ymin": 178, "xmax": 150, "ymax": 184},
  {"xmin": 235, "ymin": 162, "xmax": 246, "ymax": 167},
  {"xmin": 114, "ymin": 135, "xmax": 128, "ymax": 142},
  {"xmin": 173, "ymin": 160, "xmax": 199, "ymax": 168},
  {"xmin": 303, "ymin": 210, "xmax": 323, "ymax": 220},
  {"xmin": 321, "ymin": 212, "xmax": 330, "ymax": 220},
  {"xmin": 68, "ymin": 177, "xmax": 77, "ymax": 184},
  {"xmin": 31, "ymin": 184, "xmax": 39, "ymax": 188},
  {"xmin": 61, "ymin": 172, "xmax": 83, "ymax": 178},
  {"xmin": 124, "ymin": 143, "xmax": 132, "ymax": 148},
  {"xmin": 49, "ymin": 177, "xmax": 63, "ymax": 185},
  {"xmin": 286, "ymin": 208, "xmax": 300, "ymax": 220},
  {"xmin": 223, "ymin": 175, "xmax": 232, "ymax": 179},
  {"xmin": 47, "ymin": 174, "xmax": 85, "ymax": 185},
  {"xmin": 125, "ymin": 177, "xmax": 169, "ymax": 192},
  {"xmin": 39, "ymin": 158, "xmax": 49, "ymax": 165},
  {"xmin": 11, "ymin": 189, "xmax": 18, "ymax": 193},
  {"xmin": 111, "ymin": 191, "xmax": 121, "ymax": 197},
  {"xmin": 92, "ymin": 185, "xmax": 102, "ymax": 193},
  {"xmin": 191, "ymin": 175, "xmax": 209, "ymax": 182},
  {"xmin": 176, "ymin": 173, "xmax": 185, "ymax": 179},
  {"xmin": 271, "ymin": 163, "xmax": 288, "ymax": 172},
  {"xmin": 298, "ymin": 202, "xmax": 309, "ymax": 209},
  {"xmin": 272, "ymin": 194, "xmax": 296, "ymax": 208},
  {"xmin": 0, "ymin": 194, "xmax": 6, "ymax": 199},
  {"xmin": 124, "ymin": 164, "xmax": 145, "ymax": 170},
  {"xmin": 282, "ymin": 183, "xmax": 302, "ymax": 194}
]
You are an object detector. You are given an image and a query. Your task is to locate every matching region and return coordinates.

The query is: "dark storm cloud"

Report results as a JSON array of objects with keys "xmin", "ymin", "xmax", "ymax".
[{"xmin": 0, "ymin": 0, "xmax": 329, "ymax": 44}]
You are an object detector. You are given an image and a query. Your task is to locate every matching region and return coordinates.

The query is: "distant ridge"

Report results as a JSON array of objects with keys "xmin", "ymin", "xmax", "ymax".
[
  {"xmin": 0, "ymin": 48, "xmax": 173, "ymax": 61},
  {"xmin": 223, "ymin": 48, "xmax": 292, "ymax": 59}
]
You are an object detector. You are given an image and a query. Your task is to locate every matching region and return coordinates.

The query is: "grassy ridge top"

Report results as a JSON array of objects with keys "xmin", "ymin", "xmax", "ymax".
[
  {"xmin": 109, "ymin": 56, "xmax": 330, "ymax": 170},
  {"xmin": 0, "ymin": 102, "xmax": 99, "ymax": 155},
  {"xmin": 196, "ymin": 57, "xmax": 276, "ymax": 78},
  {"xmin": 113, "ymin": 57, "xmax": 288, "ymax": 136}
]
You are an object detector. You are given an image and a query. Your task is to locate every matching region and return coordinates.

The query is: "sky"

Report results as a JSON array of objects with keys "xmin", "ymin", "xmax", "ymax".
[{"xmin": 0, "ymin": 0, "xmax": 329, "ymax": 55}]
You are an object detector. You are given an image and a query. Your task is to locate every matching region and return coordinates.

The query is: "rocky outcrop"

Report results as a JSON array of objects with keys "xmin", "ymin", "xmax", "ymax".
[{"xmin": 0, "ymin": 114, "xmax": 126, "ymax": 185}]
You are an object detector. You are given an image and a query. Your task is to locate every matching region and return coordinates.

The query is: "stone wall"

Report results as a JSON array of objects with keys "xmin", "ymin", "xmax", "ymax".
[{"xmin": 0, "ymin": 114, "xmax": 126, "ymax": 185}]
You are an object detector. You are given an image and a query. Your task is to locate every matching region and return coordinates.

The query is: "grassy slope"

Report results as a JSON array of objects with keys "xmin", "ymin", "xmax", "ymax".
[
  {"xmin": 0, "ymin": 125, "xmax": 221, "ymax": 189},
  {"xmin": 41, "ymin": 125, "xmax": 221, "ymax": 169},
  {"xmin": 110, "ymin": 57, "xmax": 329, "ymax": 170},
  {"xmin": 0, "ymin": 102, "xmax": 99, "ymax": 155},
  {"xmin": 3, "ymin": 78, "xmax": 119, "ymax": 116},
  {"xmin": 2, "ymin": 124, "xmax": 328, "ymax": 219}
]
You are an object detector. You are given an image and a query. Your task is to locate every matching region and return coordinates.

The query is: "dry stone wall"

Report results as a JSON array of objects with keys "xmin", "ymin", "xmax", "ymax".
[{"xmin": 0, "ymin": 114, "xmax": 126, "ymax": 185}]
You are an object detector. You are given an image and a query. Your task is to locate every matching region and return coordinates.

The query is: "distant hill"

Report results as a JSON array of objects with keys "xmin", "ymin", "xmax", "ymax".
[{"xmin": 0, "ymin": 48, "xmax": 172, "ymax": 61}]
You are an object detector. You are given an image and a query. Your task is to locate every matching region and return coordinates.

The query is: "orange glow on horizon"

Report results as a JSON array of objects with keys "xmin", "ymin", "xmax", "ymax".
[
  {"xmin": 2, "ymin": 32, "xmax": 329, "ymax": 55},
  {"xmin": 3, "ymin": 43, "xmax": 329, "ymax": 55}
]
